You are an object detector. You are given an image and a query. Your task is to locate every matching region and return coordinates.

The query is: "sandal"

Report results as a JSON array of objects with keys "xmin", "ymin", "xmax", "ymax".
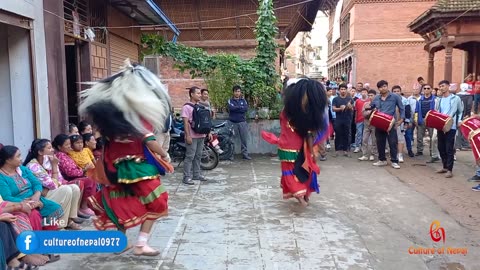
[
  {"xmin": 45, "ymin": 254, "xmax": 60, "ymax": 263},
  {"xmin": 65, "ymin": 221, "xmax": 81, "ymax": 230}
]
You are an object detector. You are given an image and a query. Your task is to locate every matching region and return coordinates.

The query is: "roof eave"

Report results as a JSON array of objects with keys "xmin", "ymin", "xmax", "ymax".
[{"xmin": 145, "ymin": 0, "xmax": 180, "ymax": 37}]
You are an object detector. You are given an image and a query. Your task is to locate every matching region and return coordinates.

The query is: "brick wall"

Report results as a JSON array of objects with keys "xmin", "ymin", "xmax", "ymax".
[
  {"xmin": 355, "ymin": 44, "xmax": 464, "ymax": 95},
  {"xmin": 351, "ymin": 1, "xmax": 436, "ymax": 41},
  {"xmin": 157, "ymin": 45, "xmax": 257, "ymax": 110}
]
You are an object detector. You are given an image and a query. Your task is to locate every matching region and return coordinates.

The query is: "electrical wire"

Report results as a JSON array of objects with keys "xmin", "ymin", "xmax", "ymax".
[{"xmin": 43, "ymin": 0, "xmax": 316, "ymax": 31}]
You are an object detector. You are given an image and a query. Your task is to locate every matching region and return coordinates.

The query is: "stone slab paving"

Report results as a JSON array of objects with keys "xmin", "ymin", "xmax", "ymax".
[{"xmin": 41, "ymin": 156, "xmax": 480, "ymax": 270}]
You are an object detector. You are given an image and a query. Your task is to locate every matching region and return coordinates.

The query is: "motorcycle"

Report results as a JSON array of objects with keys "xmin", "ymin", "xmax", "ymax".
[
  {"xmin": 211, "ymin": 121, "xmax": 235, "ymax": 161},
  {"xmin": 169, "ymin": 118, "xmax": 220, "ymax": 170}
]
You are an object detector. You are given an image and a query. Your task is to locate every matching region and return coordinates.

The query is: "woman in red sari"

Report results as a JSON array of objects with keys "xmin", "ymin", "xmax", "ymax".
[
  {"xmin": 78, "ymin": 60, "xmax": 172, "ymax": 256},
  {"xmin": 262, "ymin": 78, "xmax": 330, "ymax": 207}
]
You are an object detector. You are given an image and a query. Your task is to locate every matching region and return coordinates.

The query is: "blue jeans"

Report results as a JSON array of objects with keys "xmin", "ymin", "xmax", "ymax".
[
  {"xmin": 476, "ymin": 166, "xmax": 480, "ymax": 176},
  {"xmin": 405, "ymin": 126, "xmax": 414, "ymax": 151},
  {"xmin": 474, "ymin": 94, "xmax": 480, "ymax": 114},
  {"xmin": 354, "ymin": 122, "xmax": 364, "ymax": 148}
]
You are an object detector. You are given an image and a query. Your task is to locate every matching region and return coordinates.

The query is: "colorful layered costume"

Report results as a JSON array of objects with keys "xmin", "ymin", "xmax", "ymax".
[
  {"xmin": 262, "ymin": 78, "xmax": 330, "ymax": 204},
  {"xmin": 78, "ymin": 60, "xmax": 173, "ymax": 236},
  {"xmin": 88, "ymin": 128, "xmax": 171, "ymax": 230}
]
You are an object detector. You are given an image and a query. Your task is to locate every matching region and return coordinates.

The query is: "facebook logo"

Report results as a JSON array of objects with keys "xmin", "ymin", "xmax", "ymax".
[{"xmin": 16, "ymin": 231, "xmax": 39, "ymax": 254}]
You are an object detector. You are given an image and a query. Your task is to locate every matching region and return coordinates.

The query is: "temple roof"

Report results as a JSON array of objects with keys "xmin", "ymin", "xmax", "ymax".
[{"xmin": 408, "ymin": 0, "xmax": 480, "ymax": 33}]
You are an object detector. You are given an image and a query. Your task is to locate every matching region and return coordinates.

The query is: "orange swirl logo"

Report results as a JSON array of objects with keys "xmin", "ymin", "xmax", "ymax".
[{"xmin": 429, "ymin": 220, "xmax": 445, "ymax": 244}]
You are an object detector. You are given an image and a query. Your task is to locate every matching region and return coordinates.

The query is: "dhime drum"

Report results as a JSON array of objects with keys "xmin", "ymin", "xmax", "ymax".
[
  {"xmin": 369, "ymin": 111, "xmax": 395, "ymax": 132},
  {"xmin": 469, "ymin": 129, "xmax": 480, "ymax": 165},
  {"xmin": 424, "ymin": 110, "xmax": 452, "ymax": 133},
  {"xmin": 460, "ymin": 115, "xmax": 480, "ymax": 140}
]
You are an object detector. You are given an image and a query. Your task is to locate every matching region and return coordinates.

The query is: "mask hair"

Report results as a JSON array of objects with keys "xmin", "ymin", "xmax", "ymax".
[
  {"xmin": 78, "ymin": 59, "xmax": 172, "ymax": 136},
  {"xmin": 283, "ymin": 79, "xmax": 328, "ymax": 138}
]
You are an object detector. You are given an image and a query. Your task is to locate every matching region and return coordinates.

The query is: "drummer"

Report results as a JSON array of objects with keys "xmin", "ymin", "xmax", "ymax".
[
  {"xmin": 435, "ymin": 80, "xmax": 464, "ymax": 178},
  {"xmin": 370, "ymin": 80, "xmax": 405, "ymax": 169}
]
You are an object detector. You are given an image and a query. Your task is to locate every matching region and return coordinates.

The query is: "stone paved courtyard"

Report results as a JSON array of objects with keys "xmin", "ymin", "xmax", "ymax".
[{"xmin": 42, "ymin": 154, "xmax": 480, "ymax": 270}]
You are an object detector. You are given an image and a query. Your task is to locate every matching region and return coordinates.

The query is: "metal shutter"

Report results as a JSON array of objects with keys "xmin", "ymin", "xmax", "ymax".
[{"xmin": 109, "ymin": 33, "xmax": 139, "ymax": 73}]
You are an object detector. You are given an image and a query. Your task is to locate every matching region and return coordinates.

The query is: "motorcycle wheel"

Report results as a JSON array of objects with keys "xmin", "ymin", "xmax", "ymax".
[
  {"xmin": 219, "ymin": 141, "xmax": 234, "ymax": 160},
  {"xmin": 201, "ymin": 145, "xmax": 219, "ymax": 170}
]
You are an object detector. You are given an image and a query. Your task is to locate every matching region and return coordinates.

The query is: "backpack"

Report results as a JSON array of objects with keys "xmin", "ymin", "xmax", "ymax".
[{"xmin": 185, "ymin": 103, "xmax": 212, "ymax": 134}]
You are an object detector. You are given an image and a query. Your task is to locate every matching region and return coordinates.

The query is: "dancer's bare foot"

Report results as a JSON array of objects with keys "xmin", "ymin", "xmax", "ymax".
[
  {"xmin": 133, "ymin": 245, "xmax": 160, "ymax": 256},
  {"xmin": 304, "ymin": 195, "xmax": 310, "ymax": 203},
  {"xmin": 296, "ymin": 197, "xmax": 308, "ymax": 207}
]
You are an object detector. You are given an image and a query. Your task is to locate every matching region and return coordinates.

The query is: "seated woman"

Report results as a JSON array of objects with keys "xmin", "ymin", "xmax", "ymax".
[
  {"xmin": 52, "ymin": 135, "xmax": 96, "ymax": 217},
  {"xmin": 24, "ymin": 139, "xmax": 82, "ymax": 230},
  {"xmin": 0, "ymin": 197, "xmax": 58, "ymax": 267},
  {"xmin": 78, "ymin": 121, "xmax": 93, "ymax": 135},
  {"xmin": 0, "ymin": 145, "xmax": 63, "ymax": 225},
  {"xmin": 68, "ymin": 135, "xmax": 95, "ymax": 170},
  {"xmin": 68, "ymin": 124, "xmax": 79, "ymax": 136},
  {"xmin": 82, "ymin": 133, "xmax": 97, "ymax": 155},
  {"xmin": 0, "ymin": 220, "xmax": 38, "ymax": 270}
]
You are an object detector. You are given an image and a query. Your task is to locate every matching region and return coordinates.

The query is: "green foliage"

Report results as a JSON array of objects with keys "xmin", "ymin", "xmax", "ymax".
[{"xmin": 141, "ymin": 0, "xmax": 282, "ymax": 118}]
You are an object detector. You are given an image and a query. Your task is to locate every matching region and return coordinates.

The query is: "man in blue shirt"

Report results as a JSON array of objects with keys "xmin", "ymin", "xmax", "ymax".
[
  {"xmin": 228, "ymin": 85, "xmax": 251, "ymax": 160},
  {"xmin": 435, "ymin": 80, "xmax": 463, "ymax": 178},
  {"xmin": 370, "ymin": 80, "xmax": 405, "ymax": 169},
  {"xmin": 414, "ymin": 84, "xmax": 439, "ymax": 162}
]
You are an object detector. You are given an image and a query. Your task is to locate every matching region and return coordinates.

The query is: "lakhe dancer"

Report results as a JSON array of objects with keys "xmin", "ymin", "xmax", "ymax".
[
  {"xmin": 78, "ymin": 60, "xmax": 173, "ymax": 256},
  {"xmin": 262, "ymin": 78, "xmax": 330, "ymax": 207}
]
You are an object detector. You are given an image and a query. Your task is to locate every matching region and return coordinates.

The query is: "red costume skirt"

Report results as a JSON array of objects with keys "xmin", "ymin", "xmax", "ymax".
[
  {"xmin": 280, "ymin": 162, "xmax": 313, "ymax": 199},
  {"xmin": 88, "ymin": 178, "xmax": 168, "ymax": 230}
]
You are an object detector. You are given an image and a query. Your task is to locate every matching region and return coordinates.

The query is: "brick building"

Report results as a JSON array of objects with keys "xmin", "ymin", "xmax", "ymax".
[
  {"xmin": 408, "ymin": 0, "xmax": 480, "ymax": 83},
  {"xmin": 327, "ymin": 0, "xmax": 464, "ymax": 93},
  {"xmin": 142, "ymin": 0, "xmax": 335, "ymax": 109}
]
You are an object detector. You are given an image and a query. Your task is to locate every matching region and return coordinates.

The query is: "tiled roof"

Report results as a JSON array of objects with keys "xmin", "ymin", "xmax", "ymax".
[
  {"xmin": 433, "ymin": 0, "xmax": 480, "ymax": 12},
  {"xmin": 408, "ymin": 0, "xmax": 480, "ymax": 30}
]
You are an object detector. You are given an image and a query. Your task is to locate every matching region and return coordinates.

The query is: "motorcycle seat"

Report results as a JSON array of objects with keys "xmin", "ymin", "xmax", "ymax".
[{"xmin": 212, "ymin": 122, "xmax": 227, "ymax": 129}]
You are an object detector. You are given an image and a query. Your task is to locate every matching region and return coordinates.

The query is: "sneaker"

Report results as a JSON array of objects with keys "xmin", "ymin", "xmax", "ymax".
[
  {"xmin": 319, "ymin": 155, "xmax": 327, "ymax": 161},
  {"xmin": 326, "ymin": 143, "xmax": 331, "ymax": 151},
  {"xmin": 454, "ymin": 155, "xmax": 457, "ymax": 161},
  {"xmin": 391, "ymin": 163, "xmax": 400, "ymax": 169},
  {"xmin": 415, "ymin": 152, "xmax": 423, "ymax": 156},
  {"xmin": 468, "ymin": 175, "xmax": 480, "ymax": 182},
  {"xmin": 427, "ymin": 157, "xmax": 440, "ymax": 163},
  {"xmin": 183, "ymin": 178, "xmax": 195, "ymax": 185},
  {"xmin": 193, "ymin": 175, "xmax": 207, "ymax": 182},
  {"xmin": 243, "ymin": 155, "xmax": 252, "ymax": 160},
  {"xmin": 369, "ymin": 155, "xmax": 375, "ymax": 161},
  {"xmin": 445, "ymin": 171, "xmax": 453, "ymax": 178},
  {"xmin": 398, "ymin": 154, "xmax": 404, "ymax": 163},
  {"xmin": 472, "ymin": 184, "xmax": 480, "ymax": 191},
  {"xmin": 358, "ymin": 156, "xmax": 369, "ymax": 161},
  {"xmin": 353, "ymin": 147, "xmax": 360, "ymax": 153},
  {"xmin": 408, "ymin": 150, "xmax": 414, "ymax": 158},
  {"xmin": 373, "ymin": 160, "xmax": 387, "ymax": 166}
]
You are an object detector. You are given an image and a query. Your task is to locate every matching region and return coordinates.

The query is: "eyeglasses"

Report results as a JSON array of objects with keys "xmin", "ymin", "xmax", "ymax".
[{"xmin": 423, "ymin": 87, "xmax": 431, "ymax": 90}]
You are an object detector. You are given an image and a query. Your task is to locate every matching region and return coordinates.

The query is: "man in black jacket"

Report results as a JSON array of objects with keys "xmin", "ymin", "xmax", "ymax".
[{"xmin": 228, "ymin": 85, "xmax": 251, "ymax": 160}]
